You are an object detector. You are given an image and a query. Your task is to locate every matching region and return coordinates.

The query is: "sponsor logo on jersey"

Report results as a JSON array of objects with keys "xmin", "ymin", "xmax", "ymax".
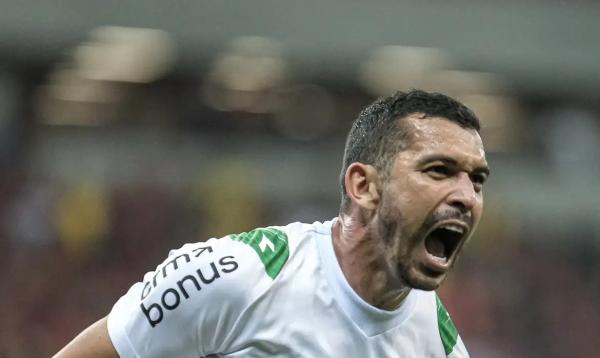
[
  {"xmin": 229, "ymin": 227, "xmax": 289, "ymax": 279},
  {"xmin": 139, "ymin": 244, "xmax": 239, "ymax": 328}
]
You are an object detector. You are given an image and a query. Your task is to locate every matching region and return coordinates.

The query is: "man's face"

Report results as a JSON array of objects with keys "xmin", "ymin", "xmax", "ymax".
[{"xmin": 376, "ymin": 115, "xmax": 489, "ymax": 291}]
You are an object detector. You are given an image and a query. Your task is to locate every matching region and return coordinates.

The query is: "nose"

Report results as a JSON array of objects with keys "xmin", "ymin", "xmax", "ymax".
[{"xmin": 446, "ymin": 172, "xmax": 478, "ymax": 214}]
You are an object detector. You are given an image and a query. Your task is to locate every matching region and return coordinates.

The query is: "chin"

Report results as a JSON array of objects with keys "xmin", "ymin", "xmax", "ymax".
[
  {"xmin": 410, "ymin": 280, "xmax": 441, "ymax": 291},
  {"xmin": 404, "ymin": 269, "xmax": 445, "ymax": 291},
  {"xmin": 407, "ymin": 278, "xmax": 441, "ymax": 291}
]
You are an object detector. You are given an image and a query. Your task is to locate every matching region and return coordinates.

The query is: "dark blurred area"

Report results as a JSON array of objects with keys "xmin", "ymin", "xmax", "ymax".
[{"xmin": 1, "ymin": 1, "xmax": 600, "ymax": 357}]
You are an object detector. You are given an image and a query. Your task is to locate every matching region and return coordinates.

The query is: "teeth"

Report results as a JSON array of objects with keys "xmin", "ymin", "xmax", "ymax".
[{"xmin": 439, "ymin": 224, "xmax": 465, "ymax": 234}]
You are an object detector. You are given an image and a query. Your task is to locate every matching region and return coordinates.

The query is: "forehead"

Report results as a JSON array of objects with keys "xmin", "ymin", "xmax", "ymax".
[{"xmin": 398, "ymin": 115, "xmax": 487, "ymax": 165}]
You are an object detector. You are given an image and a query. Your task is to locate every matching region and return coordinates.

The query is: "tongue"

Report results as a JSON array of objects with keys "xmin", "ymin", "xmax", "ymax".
[{"xmin": 425, "ymin": 235, "xmax": 446, "ymax": 259}]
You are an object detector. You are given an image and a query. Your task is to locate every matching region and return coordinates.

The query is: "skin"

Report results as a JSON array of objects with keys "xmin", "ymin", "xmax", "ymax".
[
  {"xmin": 333, "ymin": 114, "xmax": 489, "ymax": 311},
  {"xmin": 53, "ymin": 317, "xmax": 117, "ymax": 358},
  {"xmin": 55, "ymin": 113, "xmax": 489, "ymax": 355}
]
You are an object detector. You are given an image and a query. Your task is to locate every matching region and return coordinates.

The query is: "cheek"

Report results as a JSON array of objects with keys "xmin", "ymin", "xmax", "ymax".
[
  {"xmin": 381, "ymin": 173, "xmax": 443, "ymax": 228},
  {"xmin": 403, "ymin": 174, "xmax": 442, "ymax": 209}
]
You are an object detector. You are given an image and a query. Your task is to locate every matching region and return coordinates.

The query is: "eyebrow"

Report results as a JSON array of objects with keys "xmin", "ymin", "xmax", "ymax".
[{"xmin": 418, "ymin": 154, "xmax": 491, "ymax": 177}]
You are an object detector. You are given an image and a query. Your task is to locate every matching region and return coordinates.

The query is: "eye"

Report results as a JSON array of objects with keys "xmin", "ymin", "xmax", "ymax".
[
  {"xmin": 425, "ymin": 165, "xmax": 451, "ymax": 179},
  {"xmin": 471, "ymin": 173, "xmax": 487, "ymax": 185},
  {"xmin": 470, "ymin": 173, "xmax": 488, "ymax": 192}
]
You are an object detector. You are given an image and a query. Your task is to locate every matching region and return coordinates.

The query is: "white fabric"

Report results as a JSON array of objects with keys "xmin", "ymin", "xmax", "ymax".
[{"xmin": 107, "ymin": 220, "xmax": 469, "ymax": 357}]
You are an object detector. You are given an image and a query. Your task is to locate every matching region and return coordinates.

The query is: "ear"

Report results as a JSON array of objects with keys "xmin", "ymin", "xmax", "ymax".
[{"xmin": 344, "ymin": 163, "xmax": 381, "ymax": 211}]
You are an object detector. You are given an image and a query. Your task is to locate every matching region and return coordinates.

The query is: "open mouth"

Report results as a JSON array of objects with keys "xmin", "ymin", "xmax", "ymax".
[{"xmin": 424, "ymin": 223, "xmax": 467, "ymax": 262}]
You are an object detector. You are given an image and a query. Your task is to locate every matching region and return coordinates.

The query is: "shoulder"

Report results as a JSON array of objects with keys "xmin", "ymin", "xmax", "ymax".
[
  {"xmin": 225, "ymin": 219, "xmax": 333, "ymax": 280},
  {"xmin": 273, "ymin": 219, "xmax": 335, "ymax": 249},
  {"xmin": 115, "ymin": 227, "xmax": 294, "ymax": 319},
  {"xmin": 107, "ymin": 221, "xmax": 331, "ymax": 356},
  {"xmin": 149, "ymin": 219, "xmax": 329, "ymax": 298},
  {"xmin": 107, "ymin": 237, "xmax": 264, "ymax": 356}
]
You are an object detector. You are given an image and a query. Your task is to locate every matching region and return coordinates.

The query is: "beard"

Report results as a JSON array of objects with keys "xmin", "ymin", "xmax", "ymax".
[
  {"xmin": 376, "ymin": 193, "xmax": 473, "ymax": 291},
  {"xmin": 376, "ymin": 196, "xmax": 426, "ymax": 289}
]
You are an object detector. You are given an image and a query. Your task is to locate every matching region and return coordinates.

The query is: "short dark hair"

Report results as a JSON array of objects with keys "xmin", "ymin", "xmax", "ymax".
[{"xmin": 339, "ymin": 89, "xmax": 481, "ymax": 209}]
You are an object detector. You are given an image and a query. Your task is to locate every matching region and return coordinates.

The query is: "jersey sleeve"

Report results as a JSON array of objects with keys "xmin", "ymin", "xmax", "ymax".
[{"xmin": 107, "ymin": 234, "xmax": 278, "ymax": 357}]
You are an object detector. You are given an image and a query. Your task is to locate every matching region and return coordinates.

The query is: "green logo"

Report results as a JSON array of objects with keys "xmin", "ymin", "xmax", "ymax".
[{"xmin": 230, "ymin": 227, "xmax": 289, "ymax": 279}]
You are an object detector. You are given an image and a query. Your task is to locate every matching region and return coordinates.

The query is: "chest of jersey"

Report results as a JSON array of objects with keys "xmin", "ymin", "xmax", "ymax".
[{"xmin": 211, "ymin": 243, "xmax": 446, "ymax": 358}]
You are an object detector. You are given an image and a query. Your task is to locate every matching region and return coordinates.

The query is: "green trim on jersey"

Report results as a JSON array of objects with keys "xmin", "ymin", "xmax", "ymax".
[
  {"xmin": 230, "ymin": 227, "xmax": 289, "ymax": 279},
  {"xmin": 436, "ymin": 295, "xmax": 459, "ymax": 355}
]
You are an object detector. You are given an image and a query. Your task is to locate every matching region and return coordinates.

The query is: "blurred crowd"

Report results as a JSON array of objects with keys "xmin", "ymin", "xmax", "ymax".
[
  {"xmin": 0, "ymin": 28, "xmax": 599, "ymax": 357},
  {"xmin": 0, "ymin": 169, "xmax": 259, "ymax": 357}
]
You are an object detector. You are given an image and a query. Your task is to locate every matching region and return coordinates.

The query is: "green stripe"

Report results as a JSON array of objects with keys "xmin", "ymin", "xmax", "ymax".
[
  {"xmin": 436, "ymin": 295, "xmax": 459, "ymax": 355},
  {"xmin": 230, "ymin": 227, "xmax": 289, "ymax": 279}
]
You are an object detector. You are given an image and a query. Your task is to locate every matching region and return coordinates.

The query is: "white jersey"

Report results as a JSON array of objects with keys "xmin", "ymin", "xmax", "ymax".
[{"xmin": 107, "ymin": 220, "xmax": 469, "ymax": 357}]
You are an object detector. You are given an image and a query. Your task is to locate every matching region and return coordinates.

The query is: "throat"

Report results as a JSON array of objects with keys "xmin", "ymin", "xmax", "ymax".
[
  {"xmin": 332, "ymin": 217, "xmax": 412, "ymax": 310},
  {"xmin": 425, "ymin": 235, "xmax": 446, "ymax": 259}
]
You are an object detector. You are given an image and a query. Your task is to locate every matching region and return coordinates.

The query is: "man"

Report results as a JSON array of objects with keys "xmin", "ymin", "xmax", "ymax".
[{"xmin": 55, "ymin": 89, "xmax": 489, "ymax": 357}]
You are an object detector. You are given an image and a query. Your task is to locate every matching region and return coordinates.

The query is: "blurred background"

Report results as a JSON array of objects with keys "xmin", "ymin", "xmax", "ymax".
[{"xmin": 1, "ymin": 1, "xmax": 600, "ymax": 357}]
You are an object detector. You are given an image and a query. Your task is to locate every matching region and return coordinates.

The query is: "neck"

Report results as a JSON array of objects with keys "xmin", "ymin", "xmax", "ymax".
[{"xmin": 332, "ymin": 212, "xmax": 411, "ymax": 311}]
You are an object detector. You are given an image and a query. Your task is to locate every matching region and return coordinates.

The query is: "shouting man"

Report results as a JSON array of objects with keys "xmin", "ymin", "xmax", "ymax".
[{"xmin": 55, "ymin": 89, "xmax": 489, "ymax": 357}]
